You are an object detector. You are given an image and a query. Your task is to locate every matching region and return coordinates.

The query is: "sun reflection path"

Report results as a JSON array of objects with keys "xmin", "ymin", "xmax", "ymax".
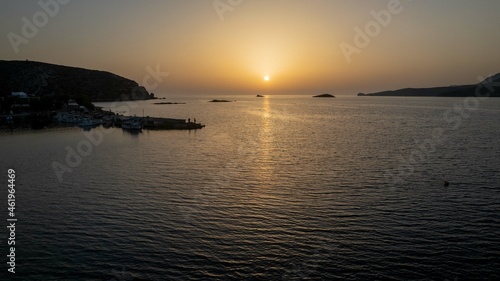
[{"xmin": 254, "ymin": 96, "xmax": 275, "ymax": 184}]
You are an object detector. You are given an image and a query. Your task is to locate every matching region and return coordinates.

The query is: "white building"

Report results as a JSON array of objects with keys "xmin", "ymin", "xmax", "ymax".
[{"xmin": 11, "ymin": 92, "xmax": 28, "ymax": 98}]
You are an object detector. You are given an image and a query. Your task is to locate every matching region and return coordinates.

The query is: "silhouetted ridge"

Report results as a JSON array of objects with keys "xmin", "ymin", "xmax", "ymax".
[
  {"xmin": 0, "ymin": 60, "xmax": 152, "ymax": 101},
  {"xmin": 358, "ymin": 73, "xmax": 500, "ymax": 97}
]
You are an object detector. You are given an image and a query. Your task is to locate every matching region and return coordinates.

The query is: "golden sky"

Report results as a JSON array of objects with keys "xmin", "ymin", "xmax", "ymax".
[{"xmin": 1, "ymin": 0, "xmax": 500, "ymax": 95}]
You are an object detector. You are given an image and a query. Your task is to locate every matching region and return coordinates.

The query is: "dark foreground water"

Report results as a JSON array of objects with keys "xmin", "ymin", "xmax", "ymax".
[{"xmin": 1, "ymin": 96, "xmax": 500, "ymax": 280}]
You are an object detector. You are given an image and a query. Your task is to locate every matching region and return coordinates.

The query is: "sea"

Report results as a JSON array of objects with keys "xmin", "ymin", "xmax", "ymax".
[{"xmin": 1, "ymin": 95, "xmax": 499, "ymax": 280}]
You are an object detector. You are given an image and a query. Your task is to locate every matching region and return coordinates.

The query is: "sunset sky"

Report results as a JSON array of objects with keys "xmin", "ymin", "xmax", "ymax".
[{"xmin": 1, "ymin": 0, "xmax": 500, "ymax": 95}]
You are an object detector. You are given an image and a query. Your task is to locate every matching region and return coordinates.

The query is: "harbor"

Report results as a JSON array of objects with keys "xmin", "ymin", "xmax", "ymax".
[
  {"xmin": 1, "ymin": 107, "xmax": 205, "ymax": 132},
  {"xmin": 54, "ymin": 110, "xmax": 205, "ymax": 131}
]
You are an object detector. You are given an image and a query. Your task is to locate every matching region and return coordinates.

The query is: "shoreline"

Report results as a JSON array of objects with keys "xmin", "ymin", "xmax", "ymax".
[{"xmin": 1, "ymin": 106, "xmax": 204, "ymax": 133}]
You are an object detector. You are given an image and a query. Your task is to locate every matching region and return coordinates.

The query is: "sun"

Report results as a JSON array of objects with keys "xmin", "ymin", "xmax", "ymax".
[{"xmin": 264, "ymin": 75, "xmax": 270, "ymax": 81}]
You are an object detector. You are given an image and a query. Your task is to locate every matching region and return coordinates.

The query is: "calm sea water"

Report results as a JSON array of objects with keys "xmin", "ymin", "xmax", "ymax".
[{"xmin": 1, "ymin": 96, "xmax": 499, "ymax": 280}]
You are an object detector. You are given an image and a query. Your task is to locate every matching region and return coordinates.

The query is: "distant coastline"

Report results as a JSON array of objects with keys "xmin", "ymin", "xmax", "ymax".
[{"xmin": 358, "ymin": 73, "xmax": 500, "ymax": 97}]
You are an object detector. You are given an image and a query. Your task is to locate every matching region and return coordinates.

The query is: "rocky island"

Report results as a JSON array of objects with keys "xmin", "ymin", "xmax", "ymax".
[
  {"xmin": 313, "ymin": 94, "xmax": 335, "ymax": 98},
  {"xmin": 209, "ymin": 99, "xmax": 234, "ymax": 102}
]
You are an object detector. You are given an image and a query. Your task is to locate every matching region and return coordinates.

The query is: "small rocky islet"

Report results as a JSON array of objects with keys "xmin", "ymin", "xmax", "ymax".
[
  {"xmin": 209, "ymin": 99, "xmax": 234, "ymax": 102},
  {"xmin": 313, "ymin": 93, "xmax": 335, "ymax": 98}
]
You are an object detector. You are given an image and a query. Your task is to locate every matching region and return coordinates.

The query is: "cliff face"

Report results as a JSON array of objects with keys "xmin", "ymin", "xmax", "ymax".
[
  {"xmin": 0, "ymin": 60, "xmax": 151, "ymax": 101},
  {"xmin": 358, "ymin": 73, "xmax": 500, "ymax": 97}
]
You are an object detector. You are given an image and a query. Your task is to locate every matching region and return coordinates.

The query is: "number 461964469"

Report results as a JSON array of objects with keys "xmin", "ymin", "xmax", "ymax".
[{"xmin": 8, "ymin": 169, "xmax": 15, "ymax": 217}]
